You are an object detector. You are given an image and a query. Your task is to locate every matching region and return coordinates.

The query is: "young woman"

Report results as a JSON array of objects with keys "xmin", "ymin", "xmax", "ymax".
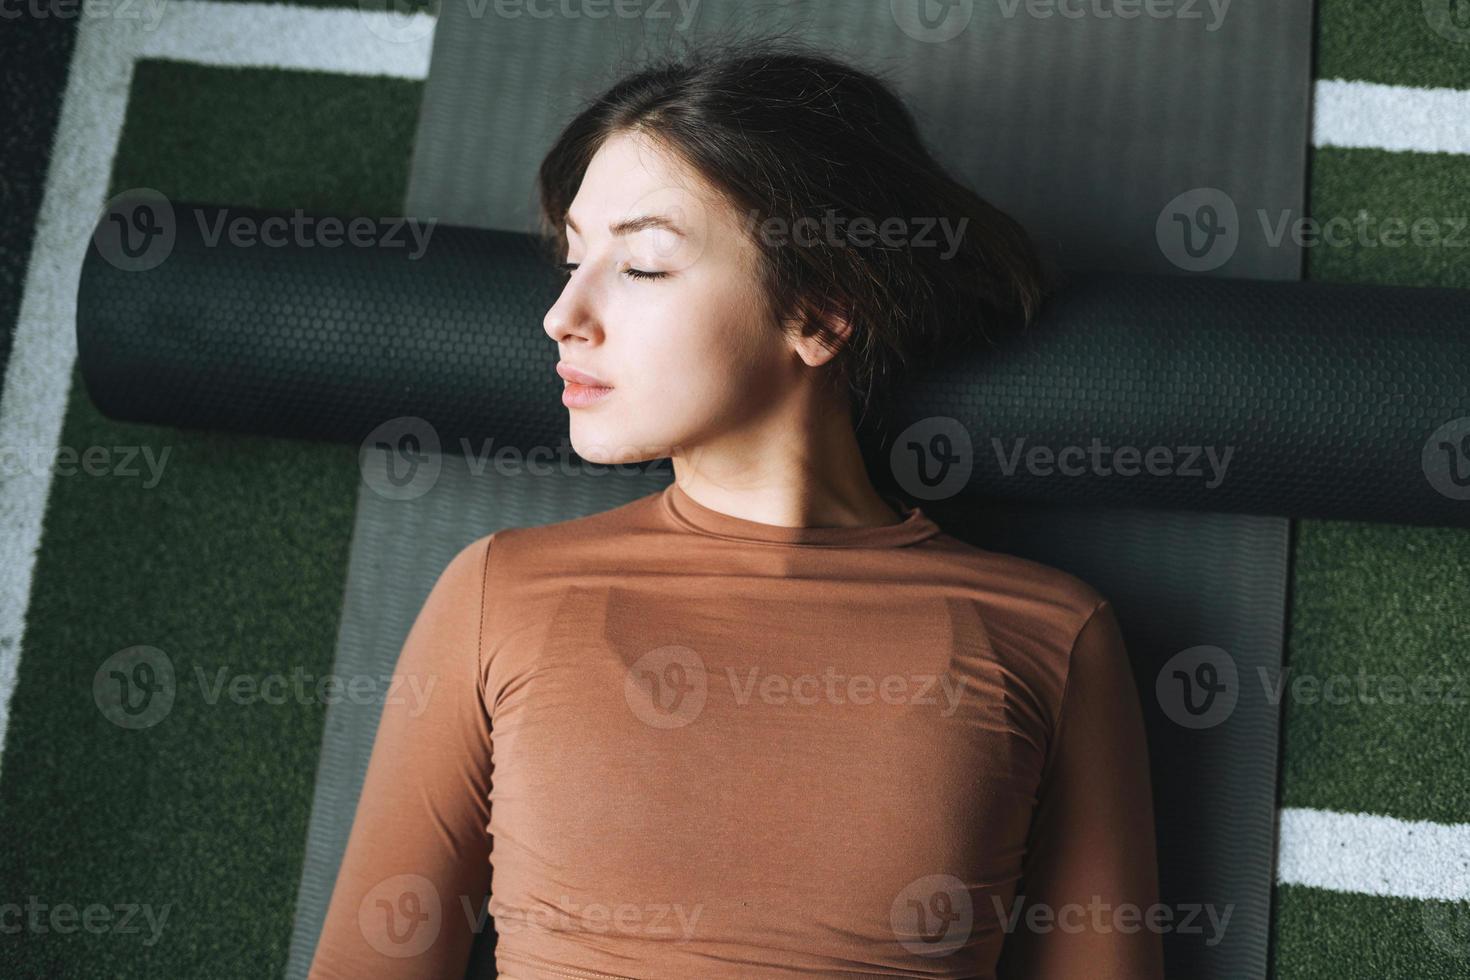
[{"xmin": 310, "ymin": 37, "xmax": 1163, "ymax": 980}]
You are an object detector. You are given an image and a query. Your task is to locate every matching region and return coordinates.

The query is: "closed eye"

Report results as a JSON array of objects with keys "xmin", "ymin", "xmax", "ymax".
[{"xmin": 559, "ymin": 262, "xmax": 668, "ymax": 281}]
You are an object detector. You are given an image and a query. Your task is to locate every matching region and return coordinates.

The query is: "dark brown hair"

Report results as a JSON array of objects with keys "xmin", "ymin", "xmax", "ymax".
[{"xmin": 536, "ymin": 33, "xmax": 1055, "ymax": 431}]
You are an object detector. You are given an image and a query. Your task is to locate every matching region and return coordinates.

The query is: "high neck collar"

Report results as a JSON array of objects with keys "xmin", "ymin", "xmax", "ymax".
[{"xmin": 659, "ymin": 481, "xmax": 941, "ymax": 549}]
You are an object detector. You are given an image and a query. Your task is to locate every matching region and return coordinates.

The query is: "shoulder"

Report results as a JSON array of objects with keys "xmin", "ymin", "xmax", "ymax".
[
  {"xmin": 474, "ymin": 488, "xmax": 664, "ymax": 569},
  {"xmin": 915, "ymin": 531, "xmax": 1113, "ymax": 735},
  {"xmin": 446, "ymin": 488, "xmax": 668, "ymax": 611},
  {"xmin": 419, "ymin": 535, "xmax": 497, "ymax": 648},
  {"xmin": 918, "ymin": 530, "xmax": 1107, "ymax": 638}
]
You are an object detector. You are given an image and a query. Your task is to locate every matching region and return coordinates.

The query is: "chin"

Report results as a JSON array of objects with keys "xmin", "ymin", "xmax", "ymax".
[{"xmin": 568, "ymin": 419, "xmax": 669, "ymax": 468}]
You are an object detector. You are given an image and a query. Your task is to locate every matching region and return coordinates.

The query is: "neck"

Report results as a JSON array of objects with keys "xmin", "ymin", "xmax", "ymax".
[{"xmin": 668, "ymin": 391, "xmax": 900, "ymax": 530}]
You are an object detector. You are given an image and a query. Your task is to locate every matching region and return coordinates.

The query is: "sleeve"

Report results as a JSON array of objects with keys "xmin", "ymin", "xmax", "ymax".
[
  {"xmin": 307, "ymin": 534, "xmax": 496, "ymax": 980},
  {"xmin": 995, "ymin": 599, "xmax": 1165, "ymax": 980}
]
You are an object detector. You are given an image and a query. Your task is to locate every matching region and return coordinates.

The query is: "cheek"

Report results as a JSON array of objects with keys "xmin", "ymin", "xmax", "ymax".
[
  {"xmin": 640, "ymin": 265, "xmax": 782, "ymax": 373},
  {"xmin": 629, "ymin": 279, "xmax": 785, "ymax": 406}
]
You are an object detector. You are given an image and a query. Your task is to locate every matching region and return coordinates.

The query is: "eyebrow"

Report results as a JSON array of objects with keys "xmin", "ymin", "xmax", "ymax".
[{"xmin": 564, "ymin": 211, "xmax": 687, "ymax": 239}]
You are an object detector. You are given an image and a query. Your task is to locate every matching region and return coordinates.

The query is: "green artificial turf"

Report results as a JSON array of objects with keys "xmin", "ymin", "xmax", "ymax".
[
  {"xmin": 1266, "ymin": 2, "xmax": 1470, "ymax": 975},
  {"xmin": 1315, "ymin": 0, "xmax": 1470, "ymax": 89},
  {"xmin": 1280, "ymin": 520, "xmax": 1470, "ymax": 823},
  {"xmin": 0, "ymin": 60, "xmax": 422, "ymax": 978},
  {"xmin": 1304, "ymin": 146, "xmax": 1470, "ymax": 288},
  {"xmin": 1, "ymin": 5, "xmax": 1467, "ymax": 979},
  {"xmin": 1273, "ymin": 887, "xmax": 1470, "ymax": 979}
]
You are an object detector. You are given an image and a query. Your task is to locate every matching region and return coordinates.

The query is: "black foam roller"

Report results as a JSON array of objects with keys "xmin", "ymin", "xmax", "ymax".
[
  {"xmin": 873, "ymin": 270, "xmax": 1470, "ymax": 530},
  {"xmin": 76, "ymin": 199, "xmax": 1470, "ymax": 528}
]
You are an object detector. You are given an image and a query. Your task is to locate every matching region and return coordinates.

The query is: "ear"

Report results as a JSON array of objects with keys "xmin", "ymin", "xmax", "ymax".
[{"xmin": 784, "ymin": 295, "xmax": 852, "ymax": 369}]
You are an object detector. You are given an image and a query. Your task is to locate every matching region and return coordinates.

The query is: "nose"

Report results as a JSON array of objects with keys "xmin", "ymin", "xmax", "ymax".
[{"xmin": 542, "ymin": 269, "xmax": 603, "ymax": 347}]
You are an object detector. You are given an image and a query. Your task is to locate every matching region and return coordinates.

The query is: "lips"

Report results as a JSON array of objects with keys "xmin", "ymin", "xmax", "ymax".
[
  {"xmin": 556, "ymin": 361, "xmax": 614, "ymax": 409},
  {"xmin": 556, "ymin": 362, "xmax": 612, "ymax": 388}
]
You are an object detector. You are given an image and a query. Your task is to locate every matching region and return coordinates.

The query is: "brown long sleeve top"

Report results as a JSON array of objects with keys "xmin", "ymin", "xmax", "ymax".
[{"xmin": 307, "ymin": 480, "xmax": 1164, "ymax": 980}]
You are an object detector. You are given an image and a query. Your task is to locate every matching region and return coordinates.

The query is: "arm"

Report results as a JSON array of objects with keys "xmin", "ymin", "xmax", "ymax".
[
  {"xmin": 307, "ymin": 534, "xmax": 496, "ymax": 979},
  {"xmin": 995, "ymin": 599, "xmax": 1165, "ymax": 980}
]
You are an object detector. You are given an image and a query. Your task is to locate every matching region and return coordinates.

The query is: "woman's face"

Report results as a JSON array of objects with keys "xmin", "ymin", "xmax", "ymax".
[{"xmin": 542, "ymin": 131, "xmax": 803, "ymax": 468}]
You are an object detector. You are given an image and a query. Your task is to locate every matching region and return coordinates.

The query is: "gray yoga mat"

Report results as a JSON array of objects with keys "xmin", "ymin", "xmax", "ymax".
[
  {"xmin": 288, "ymin": 1, "xmax": 1316, "ymax": 978},
  {"xmin": 283, "ymin": 453, "xmax": 672, "ymax": 979}
]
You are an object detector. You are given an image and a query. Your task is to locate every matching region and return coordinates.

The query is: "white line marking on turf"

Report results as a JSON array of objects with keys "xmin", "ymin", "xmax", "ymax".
[
  {"xmin": 139, "ymin": 0, "xmax": 434, "ymax": 78},
  {"xmin": 0, "ymin": 2, "xmax": 430, "ymax": 781},
  {"xmin": 1278, "ymin": 807, "xmax": 1470, "ymax": 901},
  {"xmin": 2, "ymin": 7, "xmax": 1469, "ymax": 924},
  {"xmin": 1314, "ymin": 78, "xmax": 1470, "ymax": 155},
  {"xmin": 0, "ymin": 5, "xmax": 139, "ymax": 785}
]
